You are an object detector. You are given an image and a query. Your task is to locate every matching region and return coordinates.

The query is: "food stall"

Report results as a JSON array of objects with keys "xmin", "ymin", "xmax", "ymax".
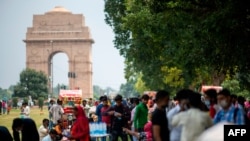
[
  {"xmin": 59, "ymin": 89, "xmax": 82, "ymax": 127},
  {"xmin": 201, "ymin": 85, "xmax": 223, "ymax": 94}
]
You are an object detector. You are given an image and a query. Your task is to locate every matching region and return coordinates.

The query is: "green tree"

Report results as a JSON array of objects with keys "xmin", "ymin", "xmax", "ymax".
[
  {"xmin": 119, "ymin": 80, "xmax": 140, "ymax": 98},
  {"xmin": 8, "ymin": 85, "xmax": 15, "ymax": 93},
  {"xmin": 134, "ymin": 73, "xmax": 148, "ymax": 94},
  {"xmin": 221, "ymin": 79, "xmax": 250, "ymax": 98},
  {"xmin": 38, "ymin": 97, "xmax": 44, "ymax": 110},
  {"xmin": 0, "ymin": 87, "xmax": 12, "ymax": 100},
  {"xmin": 23, "ymin": 97, "xmax": 28, "ymax": 104},
  {"xmin": 12, "ymin": 97, "xmax": 18, "ymax": 108},
  {"xmin": 13, "ymin": 68, "xmax": 48, "ymax": 99},
  {"xmin": 104, "ymin": 0, "xmax": 250, "ymax": 90}
]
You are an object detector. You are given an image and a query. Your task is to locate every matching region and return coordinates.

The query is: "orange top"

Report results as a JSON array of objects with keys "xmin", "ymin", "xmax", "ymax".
[{"xmin": 55, "ymin": 125, "xmax": 62, "ymax": 134}]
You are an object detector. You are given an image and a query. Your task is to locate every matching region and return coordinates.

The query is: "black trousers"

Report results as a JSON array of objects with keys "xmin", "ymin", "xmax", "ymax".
[
  {"xmin": 138, "ymin": 128, "xmax": 144, "ymax": 132},
  {"xmin": 111, "ymin": 130, "xmax": 128, "ymax": 141}
]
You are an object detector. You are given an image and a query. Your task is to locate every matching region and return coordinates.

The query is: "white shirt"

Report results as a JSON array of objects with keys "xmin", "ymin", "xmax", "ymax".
[
  {"xmin": 167, "ymin": 105, "xmax": 182, "ymax": 141},
  {"xmin": 172, "ymin": 108, "xmax": 213, "ymax": 141},
  {"xmin": 23, "ymin": 106, "xmax": 30, "ymax": 117},
  {"xmin": 38, "ymin": 125, "xmax": 48, "ymax": 141},
  {"xmin": 49, "ymin": 104, "xmax": 64, "ymax": 124},
  {"xmin": 196, "ymin": 122, "xmax": 234, "ymax": 141},
  {"xmin": 81, "ymin": 104, "xmax": 90, "ymax": 117},
  {"xmin": 42, "ymin": 134, "xmax": 53, "ymax": 141},
  {"xmin": 131, "ymin": 106, "xmax": 137, "ymax": 128}
]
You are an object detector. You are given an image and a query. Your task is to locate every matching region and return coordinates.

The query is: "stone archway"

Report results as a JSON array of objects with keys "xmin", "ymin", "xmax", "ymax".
[{"xmin": 23, "ymin": 6, "xmax": 94, "ymax": 99}]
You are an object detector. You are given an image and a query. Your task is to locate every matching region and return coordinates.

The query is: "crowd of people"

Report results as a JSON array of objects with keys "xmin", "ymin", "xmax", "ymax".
[
  {"xmin": 0, "ymin": 88, "xmax": 250, "ymax": 141},
  {"xmin": 0, "ymin": 100, "xmax": 11, "ymax": 115}
]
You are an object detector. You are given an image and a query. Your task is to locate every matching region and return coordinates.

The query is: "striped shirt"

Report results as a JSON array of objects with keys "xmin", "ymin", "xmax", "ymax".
[{"xmin": 214, "ymin": 104, "xmax": 245, "ymax": 125}]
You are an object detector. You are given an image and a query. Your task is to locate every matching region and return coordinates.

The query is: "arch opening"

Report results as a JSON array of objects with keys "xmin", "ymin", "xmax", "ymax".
[{"xmin": 49, "ymin": 52, "xmax": 69, "ymax": 97}]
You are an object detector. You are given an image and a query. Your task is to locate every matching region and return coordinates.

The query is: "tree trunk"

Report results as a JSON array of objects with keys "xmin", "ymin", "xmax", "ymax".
[{"xmin": 212, "ymin": 71, "xmax": 225, "ymax": 86}]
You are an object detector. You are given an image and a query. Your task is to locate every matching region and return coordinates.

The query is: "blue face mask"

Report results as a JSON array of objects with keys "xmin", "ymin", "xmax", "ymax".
[{"xmin": 204, "ymin": 100, "xmax": 210, "ymax": 108}]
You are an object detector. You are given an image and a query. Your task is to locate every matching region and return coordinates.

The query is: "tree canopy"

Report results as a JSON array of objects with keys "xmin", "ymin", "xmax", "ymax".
[
  {"xmin": 0, "ymin": 88, "xmax": 12, "ymax": 100},
  {"xmin": 13, "ymin": 68, "xmax": 48, "ymax": 99},
  {"xmin": 119, "ymin": 79, "xmax": 140, "ymax": 97},
  {"xmin": 104, "ymin": 0, "xmax": 250, "ymax": 91}
]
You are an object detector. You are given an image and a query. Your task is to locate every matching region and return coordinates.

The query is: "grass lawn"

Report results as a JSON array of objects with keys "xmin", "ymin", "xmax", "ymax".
[{"xmin": 0, "ymin": 106, "xmax": 49, "ymax": 132}]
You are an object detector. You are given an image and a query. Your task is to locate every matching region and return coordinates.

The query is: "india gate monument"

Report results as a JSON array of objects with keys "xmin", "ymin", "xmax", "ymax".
[{"xmin": 23, "ymin": 6, "xmax": 94, "ymax": 99}]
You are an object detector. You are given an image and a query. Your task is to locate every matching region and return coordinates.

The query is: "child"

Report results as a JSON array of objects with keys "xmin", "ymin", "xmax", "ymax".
[
  {"xmin": 7, "ymin": 105, "xmax": 11, "ymax": 115},
  {"xmin": 54, "ymin": 119, "xmax": 63, "ymax": 140},
  {"xmin": 42, "ymin": 129, "xmax": 57, "ymax": 141}
]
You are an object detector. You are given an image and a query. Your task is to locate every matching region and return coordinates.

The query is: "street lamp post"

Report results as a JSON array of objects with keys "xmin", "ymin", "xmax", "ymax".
[
  {"xmin": 50, "ymin": 40, "xmax": 53, "ymax": 98},
  {"xmin": 25, "ymin": 77, "xmax": 30, "ymax": 105}
]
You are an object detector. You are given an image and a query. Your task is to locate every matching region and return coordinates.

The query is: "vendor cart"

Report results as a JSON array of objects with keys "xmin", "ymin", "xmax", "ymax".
[{"xmin": 59, "ymin": 89, "xmax": 83, "ymax": 128}]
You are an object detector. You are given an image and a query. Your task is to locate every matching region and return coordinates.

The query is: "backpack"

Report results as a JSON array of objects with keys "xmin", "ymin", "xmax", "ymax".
[{"xmin": 234, "ymin": 107, "xmax": 250, "ymax": 126}]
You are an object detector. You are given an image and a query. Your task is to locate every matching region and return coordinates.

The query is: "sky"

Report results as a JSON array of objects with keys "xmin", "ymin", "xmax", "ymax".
[{"xmin": 0, "ymin": 0, "xmax": 126, "ymax": 91}]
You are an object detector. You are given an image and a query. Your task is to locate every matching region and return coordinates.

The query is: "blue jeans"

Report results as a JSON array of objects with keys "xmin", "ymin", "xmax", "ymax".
[{"xmin": 49, "ymin": 120, "xmax": 55, "ymax": 130}]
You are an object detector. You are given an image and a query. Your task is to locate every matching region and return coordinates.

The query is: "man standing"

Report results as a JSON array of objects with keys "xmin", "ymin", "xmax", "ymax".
[
  {"xmin": 214, "ymin": 89, "xmax": 245, "ymax": 125},
  {"xmin": 101, "ymin": 96, "xmax": 112, "ymax": 141},
  {"xmin": 152, "ymin": 90, "xmax": 170, "ymax": 141},
  {"xmin": 2, "ymin": 100, "xmax": 6, "ymax": 114},
  {"xmin": 96, "ymin": 96, "xmax": 105, "ymax": 123},
  {"xmin": 130, "ymin": 98, "xmax": 140, "ymax": 141},
  {"xmin": 104, "ymin": 95, "xmax": 131, "ymax": 141},
  {"xmin": 134, "ymin": 94, "xmax": 149, "ymax": 132},
  {"xmin": 23, "ymin": 102, "xmax": 30, "ymax": 118},
  {"xmin": 203, "ymin": 89, "xmax": 220, "ymax": 118},
  {"xmin": 167, "ymin": 89, "xmax": 192, "ymax": 141},
  {"xmin": 49, "ymin": 99, "xmax": 64, "ymax": 126},
  {"xmin": 82, "ymin": 99, "xmax": 90, "ymax": 118},
  {"xmin": 172, "ymin": 92, "xmax": 213, "ymax": 141}
]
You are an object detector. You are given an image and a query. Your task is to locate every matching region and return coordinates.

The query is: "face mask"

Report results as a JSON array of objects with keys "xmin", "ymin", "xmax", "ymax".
[
  {"xmin": 220, "ymin": 100, "xmax": 228, "ymax": 108},
  {"xmin": 204, "ymin": 100, "xmax": 210, "ymax": 108}
]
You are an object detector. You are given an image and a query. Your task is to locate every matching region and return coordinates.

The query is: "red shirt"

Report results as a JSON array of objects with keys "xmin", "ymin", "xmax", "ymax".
[
  {"xmin": 209, "ymin": 104, "xmax": 216, "ymax": 118},
  {"xmin": 101, "ymin": 105, "xmax": 111, "ymax": 125}
]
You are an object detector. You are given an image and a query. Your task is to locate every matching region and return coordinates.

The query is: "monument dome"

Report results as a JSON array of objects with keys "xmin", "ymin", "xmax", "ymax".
[{"xmin": 46, "ymin": 6, "xmax": 72, "ymax": 14}]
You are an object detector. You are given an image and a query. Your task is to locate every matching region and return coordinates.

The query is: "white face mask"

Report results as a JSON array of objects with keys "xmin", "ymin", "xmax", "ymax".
[
  {"xmin": 220, "ymin": 100, "xmax": 228, "ymax": 108},
  {"xmin": 204, "ymin": 100, "xmax": 210, "ymax": 108}
]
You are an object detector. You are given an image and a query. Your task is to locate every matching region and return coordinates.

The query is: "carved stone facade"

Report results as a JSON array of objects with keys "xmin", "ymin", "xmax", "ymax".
[{"xmin": 23, "ymin": 6, "xmax": 94, "ymax": 99}]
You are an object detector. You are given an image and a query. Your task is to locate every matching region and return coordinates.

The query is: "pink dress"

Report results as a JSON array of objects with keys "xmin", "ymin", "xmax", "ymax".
[
  {"xmin": 245, "ymin": 101, "xmax": 250, "ymax": 109},
  {"xmin": 138, "ymin": 121, "xmax": 152, "ymax": 141}
]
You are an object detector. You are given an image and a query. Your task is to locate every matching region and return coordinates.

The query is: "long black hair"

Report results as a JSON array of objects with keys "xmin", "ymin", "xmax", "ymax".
[
  {"xmin": 0, "ymin": 126, "xmax": 13, "ymax": 141},
  {"xmin": 12, "ymin": 118, "xmax": 39, "ymax": 141},
  {"xmin": 12, "ymin": 118, "xmax": 22, "ymax": 141}
]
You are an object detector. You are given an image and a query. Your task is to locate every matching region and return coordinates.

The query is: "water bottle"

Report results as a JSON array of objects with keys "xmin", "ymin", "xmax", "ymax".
[
  {"xmin": 99, "ymin": 122, "xmax": 103, "ymax": 135},
  {"xmin": 93, "ymin": 123, "xmax": 97, "ymax": 135},
  {"xmin": 96, "ymin": 123, "xmax": 100, "ymax": 135},
  {"xmin": 89, "ymin": 123, "xmax": 93, "ymax": 135},
  {"xmin": 98, "ymin": 123, "xmax": 102, "ymax": 135},
  {"xmin": 103, "ymin": 122, "xmax": 107, "ymax": 135},
  {"xmin": 95, "ymin": 123, "xmax": 99, "ymax": 135},
  {"xmin": 101, "ymin": 122, "xmax": 105, "ymax": 135}
]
